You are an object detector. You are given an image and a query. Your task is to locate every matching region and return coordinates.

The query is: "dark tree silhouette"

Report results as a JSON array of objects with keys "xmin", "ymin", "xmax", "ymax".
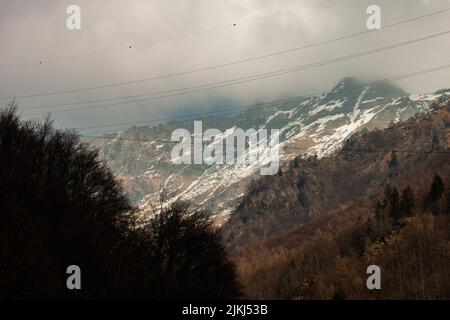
[
  {"xmin": 375, "ymin": 200, "xmax": 387, "ymax": 228},
  {"xmin": 0, "ymin": 103, "xmax": 133, "ymax": 298},
  {"xmin": 431, "ymin": 133, "xmax": 441, "ymax": 150},
  {"xmin": 384, "ymin": 184, "xmax": 400, "ymax": 221},
  {"xmin": 400, "ymin": 186, "xmax": 415, "ymax": 217},
  {"xmin": 122, "ymin": 201, "xmax": 242, "ymax": 299},
  {"xmin": 388, "ymin": 150, "xmax": 398, "ymax": 168},
  {"xmin": 0, "ymin": 103, "xmax": 241, "ymax": 299},
  {"xmin": 429, "ymin": 174, "xmax": 445, "ymax": 202},
  {"xmin": 446, "ymin": 188, "xmax": 450, "ymax": 214}
]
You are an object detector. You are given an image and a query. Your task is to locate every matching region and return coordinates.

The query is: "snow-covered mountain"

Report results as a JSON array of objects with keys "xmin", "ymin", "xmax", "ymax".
[{"xmin": 87, "ymin": 78, "xmax": 450, "ymax": 219}]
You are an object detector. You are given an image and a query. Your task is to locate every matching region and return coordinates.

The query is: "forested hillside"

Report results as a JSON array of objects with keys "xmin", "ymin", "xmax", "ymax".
[{"xmin": 223, "ymin": 99, "xmax": 450, "ymax": 299}]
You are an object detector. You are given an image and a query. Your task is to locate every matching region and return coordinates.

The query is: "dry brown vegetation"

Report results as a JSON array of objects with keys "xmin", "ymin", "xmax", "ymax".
[{"xmin": 223, "ymin": 100, "xmax": 450, "ymax": 299}]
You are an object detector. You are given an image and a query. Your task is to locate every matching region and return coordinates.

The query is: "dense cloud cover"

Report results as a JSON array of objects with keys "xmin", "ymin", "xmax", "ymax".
[{"xmin": 0, "ymin": 0, "xmax": 449, "ymax": 133}]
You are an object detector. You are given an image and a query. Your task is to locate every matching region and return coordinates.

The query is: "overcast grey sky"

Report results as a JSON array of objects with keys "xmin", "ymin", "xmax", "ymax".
[{"xmin": 0, "ymin": 0, "xmax": 449, "ymax": 134}]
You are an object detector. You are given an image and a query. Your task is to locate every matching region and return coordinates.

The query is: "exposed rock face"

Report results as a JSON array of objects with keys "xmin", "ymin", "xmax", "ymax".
[{"xmin": 87, "ymin": 79, "xmax": 450, "ymax": 218}]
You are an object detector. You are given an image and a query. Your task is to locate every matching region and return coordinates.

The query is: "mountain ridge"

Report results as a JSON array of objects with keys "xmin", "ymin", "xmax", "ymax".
[
  {"xmin": 223, "ymin": 99, "xmax": 450, "ymax": 299},
  {"xmin": 86, "ymin": 78, "xmax": 450, "ymax": 218}
]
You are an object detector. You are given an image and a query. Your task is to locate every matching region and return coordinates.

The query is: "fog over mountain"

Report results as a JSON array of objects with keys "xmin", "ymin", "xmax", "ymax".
[
  {"xmin": 1, "ymin": 0, "xmax": 450, "ymax": 133},
  {"xmin": 87, "ymin": 78, "xmax": 450, "ymax": 220}
]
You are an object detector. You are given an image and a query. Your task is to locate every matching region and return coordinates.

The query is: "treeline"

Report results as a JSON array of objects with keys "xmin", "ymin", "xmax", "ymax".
[{"xmin": 0, "ymin": 104, "xmax": 241, "ymax": 299}]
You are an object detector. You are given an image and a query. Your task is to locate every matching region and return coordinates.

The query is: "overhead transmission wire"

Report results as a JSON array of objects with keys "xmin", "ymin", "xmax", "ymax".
[
  {"xmin": 14, "ymin": 6, "xmax": 450, "ymax": 113},
  {"xmin": 74, "ymin": 63, "xmax": 450, "ymax": 136},
  {"xmin": 6, "ymin": 6, "xmax": 450, "ymax": 105},
  {"xmin": 0, "ymin": 0, "xmax": 339, "ymax": 70},
  {"xmin": 18, "ymin": 29, "xmax": 450, "ymax": 118},
  {"xmin": 4, "ymin": 6, "xmax": 449, "ymax": 156}
]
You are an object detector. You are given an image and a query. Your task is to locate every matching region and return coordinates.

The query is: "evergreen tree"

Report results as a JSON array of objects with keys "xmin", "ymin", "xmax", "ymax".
[
  {"xmin": 446, "ymin": 189, "xmax": 450, "ymax": 214},
  {"xmin": 297, "ymin": 176, "xmax": 309, "ymax": 207},
  {"xmin": 375, "ymin": 200, "xmax": 386, "ymax": 226},
  {"xmin": 400, "ymin": 186, "xmax": 415, "ymax": 217},
  {"xmin": 332, "ymin": 288, "xmax": 345, "ymax": 300},
  {"xmin": 431, "ymin": 133, "xmax": 441, "ymax": 150},
  {"xmin": 385, "ymin": 185, "xmax": 400, "ymax": 221},
  {"xmin": 388, "ymin": 150, "xmax": 398, "ymax": 168},
  {"xmin": 429, "ymin": 174, "xmax": 445, "ymax": 202},
  {"xmin": 384, "ymin": 184, "xmax": 393, "ymax": 201}
]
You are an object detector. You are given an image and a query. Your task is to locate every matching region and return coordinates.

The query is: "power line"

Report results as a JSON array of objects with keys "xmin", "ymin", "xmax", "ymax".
[
  {"xmin": 16, "ymin": 8, "xmax": 450, "ymax": 109},
  {"xmin": 19, "ymin": 29, "xmax": 450, "ymax": 117},
  {"xmin": 84, "ymin": 65, "xmax": 450, "ymax": 133},
  {"xmin": 0, "ymin": 0, "xmax": 339, "ymax": 70},
  {"xmin": 8, "ymin": 7, "xmax": 450, "ymax": 104},
  {"xmin": 71, "ymin": 64, "xmax": 450, "ymax": 136}
]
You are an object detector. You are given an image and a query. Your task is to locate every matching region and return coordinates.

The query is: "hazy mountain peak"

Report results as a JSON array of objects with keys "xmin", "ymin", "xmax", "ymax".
[
  {"xmin": 90, "ymin": 82, "xmax": 449, "ymax": 218},
  {"xmin": 331, "ymin": 77, "xmax": 362, "ymax": 92},
  {"xmin": 367, "ymin": 81, "xmax": 408, "ymax": 99},
  {"xmin": 329, "ymin": 77, "xmax": 407, "ymax": 99}
]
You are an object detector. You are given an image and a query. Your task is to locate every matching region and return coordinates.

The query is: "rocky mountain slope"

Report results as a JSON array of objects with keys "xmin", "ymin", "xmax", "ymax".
[
  {"xmin": 223, "ymin": 99, "xmax": 450, "ymax": 299},
  {"xmin": 87, "ymin": 78, "xmax": 450, "ymax": 218},
  {"xmin": 223, "ymin": 98, "xmax": 450, "ymax": 247}
]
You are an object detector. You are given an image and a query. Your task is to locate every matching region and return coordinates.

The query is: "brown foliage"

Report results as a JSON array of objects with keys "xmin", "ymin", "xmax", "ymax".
[{"xmin": 226, "ymin": 101, "xmax": 450, "ymax": 299}]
